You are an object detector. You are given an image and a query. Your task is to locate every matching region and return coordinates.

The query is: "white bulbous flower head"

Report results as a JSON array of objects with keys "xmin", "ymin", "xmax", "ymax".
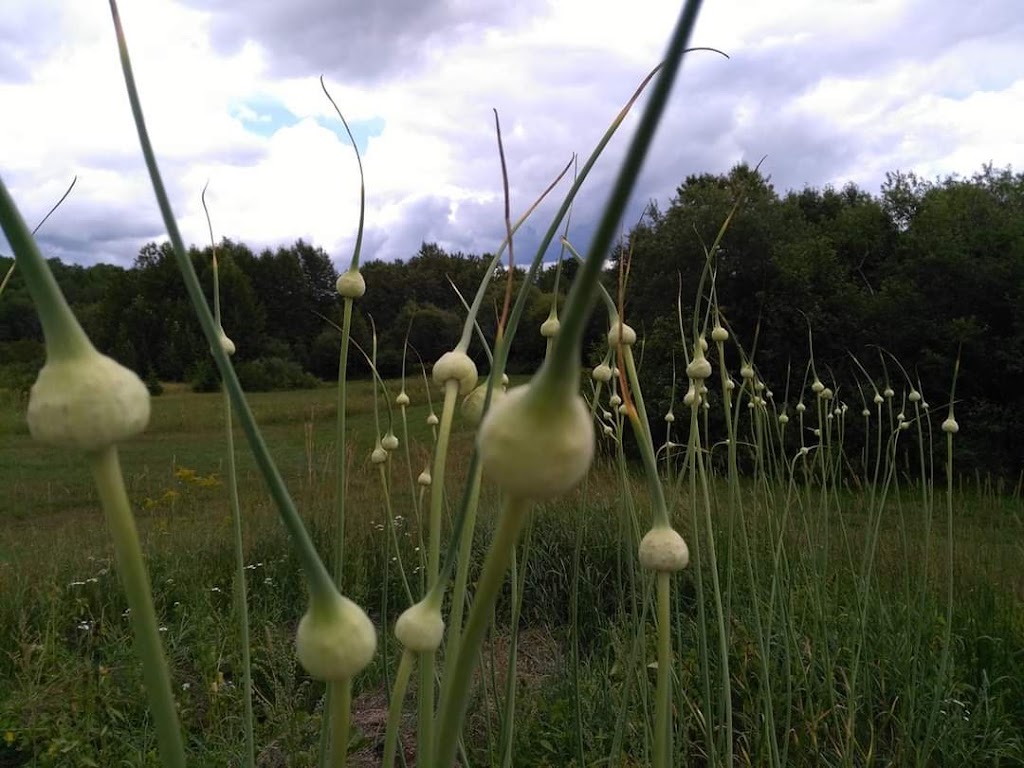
[
  {"xmin": 638, "ymin": 526, "xmax": 689, "ymax": 572},
  {"xmin": 28, "ymin": 351, "xmax": 151, "ymax": 451},
  {"xmin": 607, "ymin": 322, "xmax": 637, "ymax": 347},
  {"xmin": 296, "ymin": 593, "xmax": 376, "ymax": 681},
  {"xmin": 540, "ymin": 316, "xmax": 560, "ymax": 338},
  {"xmin": 478, "ymin": 385, "xmax": 595, "ymax": 500},
  {"xmin": 336, "ymin": 270, "xmax": 366, "ymax": 299},
  {"xmin": 396, "ymin": 391, "xmax": 411, "ymax": 407},
  {"xmin": 686, "ymin": 350, "xmax": 712, "ymax": 380},
  {"xmin": 711, "ymin": 325, "xmax": 728, "ymax": 343},
  {"xmin": 591, "ymin": 363, "xmax": 613, "ymax": 383},
  {"xmin": 462, "ymin": 381, "xmax": 504, "ymax": 426},
  {"xmin": 433, "ymin": 350, "xmax": 478, "ymax": 395},
  {"xmin": 395, "ymin": 599, "xmax": 445, "ymax": 652}
]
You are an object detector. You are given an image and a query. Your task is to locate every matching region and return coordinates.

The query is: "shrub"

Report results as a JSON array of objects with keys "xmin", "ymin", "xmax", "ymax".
[{"xmin": 234, "ymin": 357, "xmax": 320, "ymax": 391}]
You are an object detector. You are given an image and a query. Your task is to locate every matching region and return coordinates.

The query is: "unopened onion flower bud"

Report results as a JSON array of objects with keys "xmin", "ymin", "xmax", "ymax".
[
  {"xmin": 796, "ymin": 402, "xmax": 806, "ymax": 413},
  {"xmin": 607, "ymin": 322, "xmax": 637, "ymax": 347},
  {"xmin": 639, "ymin": 526, "xmax": 689, "ymax": 572},
  {"xmin": 873, "ymin": 393, "xmax": 884, "ymax": 405},
  {"xmin": 396, "ymin": 391, "xmax": 410, "ymax": 407},
  {"xmin": 371, "ymin": 444, "xmax": 387, "ymax": 464},
  {"xmin": 296, "ymin": 592, "xmax": 376, "ymax": 681},
  {"xmin": 336, "ymin": 270, "xmax": 366, "ymax": 299},
  {"xmin": 942, "ymin": 416, "xmax": 959, "ymax": 434},
  {"xmin": 779, "ymin": 413, "xmax": 789, "ymax": 425},
  {"xmin": 711, "ymin": 325, "xmax": 728, "ymax": 343},
  {"xmin": 540, "ymin": 316, "xmax": 560, "ymax": 338},
  {"xmin": 382, "ymin": 432, "xmax": 399, "ymax": 451},
  {"xmin": 462, "ymin": 381, "xmax": 504, "ymax": 426},
  {"xmin": 812, "ymin": 379, "xmax": 824, "ymax": 394},
  {"xmin": 592, "ymin": 363, "xmax": 613, "ymax": 383},
  {"xmin": 686, "ymin": 348, "xmax": 712, "ymax": 380},
  {"xmin": 664, "ymin": 411, "xmax": 675, "ymax": 423},
  {"xmin": 426, "ymin": 413, "xmax": 439, "ymax": 426},
  {"xmin": 683, "ymin": 384, "xmax": 698, "ymax": 407},
  {"xmin": 417, "ymin": 469, "xmax": 432, "ymax": 486},
  {"xmin": 478, "ymin": 383, "xmax": 594, "ymax": 500},
  {"xmin": 28, "ymin": 351, "xmax": 150, "ymax": 451},
  {"xmin": 883, "ymin": 386, "xmax": 894, "ymax": 398},
  {"xmin": 215, "ymin": 326, "xmax": 235, "ymax": 357},
  {"xmin": 395, "ymin": 598, "xmax": 445, "ymax": 652},
  {"xmin": 909, "ymin": 389, "xmax": 921, "ymax": 403},
  {"xmin": 433, "ymin": 350, "xmax": 478, "ymax": 395},
  {"xmin": 609, "ymin": 394, "xmax": 622, "ymax": 408},
  {"xmin": 740, "ymin": 363, "xmax": 754, "ymax": 380}
]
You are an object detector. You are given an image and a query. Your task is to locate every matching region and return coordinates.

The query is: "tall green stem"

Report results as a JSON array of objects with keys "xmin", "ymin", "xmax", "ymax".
[
  {"xmin": 90, "ymin": 445, "xmax": 186, "ymax": 768},
  {"xmin": 434, "ymin": 496, "xmax": 531, "ymax": 768},
  {"xmin": 329, "ymin": 678, "xmax": 353, "ymax": 768}
]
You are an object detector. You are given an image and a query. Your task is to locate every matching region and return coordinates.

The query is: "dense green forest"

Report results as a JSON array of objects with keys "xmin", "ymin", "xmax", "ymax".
[{"xmin": 2, "ymin": 164, "xmax": 1022, "ymax": 475}]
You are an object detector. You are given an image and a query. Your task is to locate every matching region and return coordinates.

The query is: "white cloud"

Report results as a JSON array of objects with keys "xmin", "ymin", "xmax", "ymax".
[{"xmin": 0, "ymin": 0, "xmax": 1022, "ymax": 268}]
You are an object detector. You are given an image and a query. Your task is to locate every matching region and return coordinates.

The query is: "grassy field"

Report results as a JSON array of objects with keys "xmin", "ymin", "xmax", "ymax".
[{"xmin": 1, "ymin": 383, "xmax": 1023, "ymax": 766}]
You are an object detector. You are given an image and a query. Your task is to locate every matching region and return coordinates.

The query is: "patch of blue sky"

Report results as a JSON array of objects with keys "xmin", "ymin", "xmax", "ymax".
[
  {"xmin": 231, "ymin": 97, "xmax": 298, "ymax": 138},
  {"xmin": 314, "ymin": 114, "xmax": 385, "ymax": 154},
  {"xmin": 232, "ymin": 96, "xmax": 385, "ymax": 153}
]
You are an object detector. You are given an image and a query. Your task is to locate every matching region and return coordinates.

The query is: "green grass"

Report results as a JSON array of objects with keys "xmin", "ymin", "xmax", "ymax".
[{"xmin": 1, "ymin": 384, "xmax": 1023, "ymax": 766}]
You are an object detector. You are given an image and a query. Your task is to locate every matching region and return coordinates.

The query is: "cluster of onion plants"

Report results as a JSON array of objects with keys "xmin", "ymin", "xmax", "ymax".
[
  {"xmin": 3, "ymin": 0, "xmax": 984, "ymax": 764},
  {"xmin": 0, "ymin": 1, "xmax": 721, "ymax": 766}
]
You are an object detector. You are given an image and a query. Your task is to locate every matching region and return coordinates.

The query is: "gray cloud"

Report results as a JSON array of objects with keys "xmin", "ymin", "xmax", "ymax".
[
  {"xmin": 182, "ymin": 0, "xmax": 546, "ymax": 82},
  {"xmin": 0, "ymin": 1, "xmax": 66, "ymax": 82}
]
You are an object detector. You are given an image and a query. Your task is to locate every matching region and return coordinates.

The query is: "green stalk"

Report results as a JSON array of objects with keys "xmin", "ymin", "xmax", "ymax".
[
  {"xmin": 107, "ymin": 0, "xmax": 337, "ymax": 605},
  {"xmin": 334, "ymin": 297, "xmax": 355, "ymax": 581},
  {"xmin": 653, "ymin": 572, "xmax": 673, "ymax": 768},
  {"xmin": 499, "ymin": 521, "xmax": 532, "ymax": 768},
  {"xmin": 383, "ymin": 650, "xmax": 416, "ymax": 768},
  {"xmin": 224, "ymin": 387, "xmax": 254, "ymax": 767},
  {"xmin": 444, "ymin": 464, "xmax": 484, "ymax": 664},
  {"xmin": 203, "ymin": 186, "xmax": 255, "ymax": 768},
  {"xmin": 329, "ymin": 678, "xmax": 353, "ymax": 768},
  {"xmin": 90, "ymin": 445, "xmax": 186, "ymax": 768},
  {"xmin": 434, "ymin": 496, "xmax": 532, "ymax": 768}
]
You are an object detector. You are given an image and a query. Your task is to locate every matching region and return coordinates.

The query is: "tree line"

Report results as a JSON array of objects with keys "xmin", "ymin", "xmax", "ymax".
[{"xmin": 1, "ymin": 163, "xmax": 1021, "ymax": 474}]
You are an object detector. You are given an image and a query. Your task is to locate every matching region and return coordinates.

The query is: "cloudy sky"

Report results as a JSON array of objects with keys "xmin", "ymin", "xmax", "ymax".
[{"xmin": 1, "ymin": 0, "xmax": 1021, "ymax": 270}]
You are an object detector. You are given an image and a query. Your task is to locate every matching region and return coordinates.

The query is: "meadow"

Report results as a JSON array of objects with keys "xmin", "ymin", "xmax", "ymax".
[{"xmin": 1, "ymin": 381, "xmax": 1022, "ymax": 766}]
